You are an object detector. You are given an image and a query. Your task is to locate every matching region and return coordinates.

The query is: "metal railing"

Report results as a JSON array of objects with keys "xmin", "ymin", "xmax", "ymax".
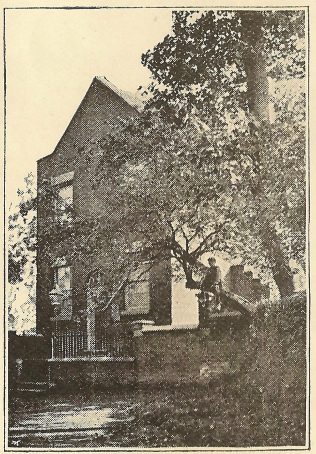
[
  {"xmin": 51, "ymin": 327, "xmax": 133, "ymax": 359},
  {"xmin": 51, "ymin": 331, "xmax": 87, "ymax": 359}
]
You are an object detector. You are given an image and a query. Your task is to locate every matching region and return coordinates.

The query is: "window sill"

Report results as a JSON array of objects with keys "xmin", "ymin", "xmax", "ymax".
[
  {"xmin": 50, "ymin": 288, "xmax": 73, "ymax": 297},
  {"xmin": 121, "ymin": 308, "xmax": 150, "ymax": 316}
]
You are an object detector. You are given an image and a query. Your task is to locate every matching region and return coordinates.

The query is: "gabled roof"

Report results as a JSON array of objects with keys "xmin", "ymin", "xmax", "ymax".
[
  {"xmin": 38, "ymin": 76, "xmax": 143, "ymax": 163},
  {"xmin": 95, "ymin": 76, "xmax": 143, "ymax": 112}
]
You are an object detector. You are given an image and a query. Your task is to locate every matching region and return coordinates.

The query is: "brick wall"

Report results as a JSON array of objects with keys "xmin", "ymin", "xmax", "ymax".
[
  {"xmin": 8, "ymin": 332, "xmax": 50, "ymax": 390},
  {"xmin": 36, "ymin": 77, "xmax": 172, "ymax": 335},
  {"xmin": 49, "ymin": 359, "xmax": 136, "ymax": 389},
  {"xmin": 8, "ymin": 332, "xmax": 50, "ymax": 361}
]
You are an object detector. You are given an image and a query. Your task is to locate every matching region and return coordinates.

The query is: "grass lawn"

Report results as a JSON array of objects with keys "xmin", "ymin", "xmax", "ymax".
[{"xmin": 107, "ymin": 378, "xmax": 306, "ymax": 448}]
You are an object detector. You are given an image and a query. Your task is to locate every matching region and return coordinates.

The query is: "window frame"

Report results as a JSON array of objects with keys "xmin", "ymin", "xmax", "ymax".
[
  {"xmin": 52, "ymin": 260, "xmax": 73, "ymax": 291},
  {"xmin": 51, "ymin": 171, "xmax": 74, "ymax": 225},
  {"xmin": 123, "ymin": 263, "xmax": 151, "ymax": 315}
]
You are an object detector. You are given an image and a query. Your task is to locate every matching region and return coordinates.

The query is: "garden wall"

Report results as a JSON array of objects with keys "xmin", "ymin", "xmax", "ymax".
[
  {"xmin": 48, "ymin": 358, "xmax": 136, "ymax": 390},
  {"xmin": 133, "ymin": 319, "xmax": 249, "ymax": 386},
  {"xmin": 8, "ymin": 331, "xmax": 50, "ymax": 390},
  {"xmin": 9, "ymin": 316, "xmax": 250, "ymax": 389}
]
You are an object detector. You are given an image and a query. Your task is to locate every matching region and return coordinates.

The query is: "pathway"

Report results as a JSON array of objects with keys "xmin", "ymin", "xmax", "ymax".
[{"xmin": 8, "ymin": 391, "xmax": 137, "ymax": 448}]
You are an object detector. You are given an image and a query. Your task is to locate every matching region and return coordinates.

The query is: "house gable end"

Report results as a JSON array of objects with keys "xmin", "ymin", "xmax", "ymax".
[{"xmin": 38, "ymin": 76, "xmax": 141, "ymax": 166}]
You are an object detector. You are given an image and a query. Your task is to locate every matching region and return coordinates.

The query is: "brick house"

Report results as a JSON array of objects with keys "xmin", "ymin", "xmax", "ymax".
[
  {"xmin": 36, "ymin": 76, "xmax": 269, "ymax": 372},
  {"xmin": 36, "ymin": 76, "xmax": 173, "ymax": 358}
]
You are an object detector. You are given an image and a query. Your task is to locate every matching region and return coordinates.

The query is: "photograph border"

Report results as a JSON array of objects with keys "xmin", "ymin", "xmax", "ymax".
[{"xmin": 2, "ymin": 4, "xmax": 311, "ymax": 452}]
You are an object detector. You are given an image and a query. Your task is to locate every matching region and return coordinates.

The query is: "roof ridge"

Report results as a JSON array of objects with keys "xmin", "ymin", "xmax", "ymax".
[{"xmin": 95, "ymin": 76, "xmax": 143, "ymax": 111}]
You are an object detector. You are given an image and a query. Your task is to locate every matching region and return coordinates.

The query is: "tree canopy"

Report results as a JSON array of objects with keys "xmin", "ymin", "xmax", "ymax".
[{"xmin": 83, "ymin": 9, "xmax": 306, "ymax": 297}]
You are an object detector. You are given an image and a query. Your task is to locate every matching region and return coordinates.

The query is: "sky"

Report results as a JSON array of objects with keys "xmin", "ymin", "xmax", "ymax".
[{"xmin": 5, "ymin": 8, "xmax": 173, "ymax": 206}]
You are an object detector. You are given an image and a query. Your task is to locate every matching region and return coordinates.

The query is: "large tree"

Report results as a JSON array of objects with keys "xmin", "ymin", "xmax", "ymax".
[
  {"xmin": 138, "ymin": 9, "xmax": 306, "ymax": 296},
  {"xmin": 85, "ymin": 83, "xmax": 304, "ymax": 298},
  {"xmin": 82, "ymin": 10, "xmax": 305, "ymax": 298},
  {"xmin": 45, "ymin": 10, "xmax": 304, "ymax": 300}
]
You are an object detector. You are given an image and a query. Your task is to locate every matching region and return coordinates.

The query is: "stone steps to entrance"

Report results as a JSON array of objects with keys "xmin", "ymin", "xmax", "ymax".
[{"xmin": 17, "ymin": 381, "xmax": 54, "ymax": 394}]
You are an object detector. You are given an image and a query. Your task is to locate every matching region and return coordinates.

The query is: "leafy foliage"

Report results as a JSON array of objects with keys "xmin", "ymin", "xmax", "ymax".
[
  {"xmin": 142, "ymin": 10, "xmax": 305, "ymax": 119},
  {"xmin": 8, "ymin": 174, "xmax": 37, "ymax": 332},
  {"xmin": 9, "ymin": 10, "xmax": 306, "ymax": 317},
  {"xmin": 8, "ymin": 175, "xmax": 36, "ymax": 285}
]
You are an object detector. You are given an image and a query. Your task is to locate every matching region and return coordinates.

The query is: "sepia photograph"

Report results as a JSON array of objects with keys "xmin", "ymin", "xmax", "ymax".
[{"xmin": 4, "ymin": 3, "xmax": 309, "ymax": 450}]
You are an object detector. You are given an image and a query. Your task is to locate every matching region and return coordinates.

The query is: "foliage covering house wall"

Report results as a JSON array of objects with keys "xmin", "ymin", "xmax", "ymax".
[{"xmin": 36, "ymin": 77, "xmax": 171, "ymax": 337}]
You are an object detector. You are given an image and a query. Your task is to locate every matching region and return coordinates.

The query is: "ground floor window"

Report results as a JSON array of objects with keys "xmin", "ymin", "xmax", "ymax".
[{"xmin": 124, "ymin": 264, "xmax": 150, "ymax": 315}]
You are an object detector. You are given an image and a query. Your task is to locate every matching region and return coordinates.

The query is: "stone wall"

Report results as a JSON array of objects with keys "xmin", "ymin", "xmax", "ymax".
[
  {"xmin": 48, "ymin": 358, "xmax": 137, "ymax": 390},
  {"xmin": 133, "ymin": 319, "xmax": 249, "ymax": 386}
]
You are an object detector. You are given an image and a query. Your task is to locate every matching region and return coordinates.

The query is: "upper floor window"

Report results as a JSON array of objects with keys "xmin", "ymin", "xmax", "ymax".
[
  {"xmin": 52, "ymin": 257, "xmax": 72, "ymax": 290},
  {"xmin": 55, "ymin": 266, "xmax": 72, "ymax": 290},
  {"xmin": 56, "ymin": 184, "xmax": 73, "ymax": 222},
  {"xmin": 51, "ymin": 171, "xmax": 74, "ymax": 224}
]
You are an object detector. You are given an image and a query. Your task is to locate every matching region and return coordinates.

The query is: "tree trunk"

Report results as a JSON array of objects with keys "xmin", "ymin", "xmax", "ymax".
[
  {"xmin": 240, "ymin": 11, "xmax": 269, "ymax": 124},
  {"xmin": 260, "ymin": 226, "xmax": 295, "ymax": 297},
  {"xmin": 273, "ymin": 265, "xmax": 295, "ymax": 298},
  {"xmin": 241, "ymin": 11, "xmax": 294, "ymax": 297}
]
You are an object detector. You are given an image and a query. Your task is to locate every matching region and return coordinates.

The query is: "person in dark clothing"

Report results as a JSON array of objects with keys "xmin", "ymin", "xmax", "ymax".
[
  {"xmin": 202, "ymin": 258, "xmax": 222, "ymax": 293},
  {"xmin": 199, "ymin": 258, "xmax": 222, "ymax": 325}
]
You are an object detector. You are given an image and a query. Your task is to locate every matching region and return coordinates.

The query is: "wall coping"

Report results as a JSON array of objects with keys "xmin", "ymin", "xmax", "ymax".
[
  {"xmin": 10, "ymin": 332, "xmax": 44, "ymax": 338},
  {"xmin": 142, "ymin": 323, "xmax": 198, "ymax": 333},
  {"xmin": 141, "ymin": 312, "xmax": 242, "ymax": 333},
  {"xmin": 48, "ymin": 356, "xmax": 135, "ymax": 363}
]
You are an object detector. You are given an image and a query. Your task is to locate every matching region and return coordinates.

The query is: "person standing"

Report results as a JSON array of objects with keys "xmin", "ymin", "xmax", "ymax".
[
  {"xmin": 199, "ymin": 257, "xmax": 222, "ymax": 325},
  {"xmin": 201, "ymin": 258, "xmax": 222, "ymax": 295}
]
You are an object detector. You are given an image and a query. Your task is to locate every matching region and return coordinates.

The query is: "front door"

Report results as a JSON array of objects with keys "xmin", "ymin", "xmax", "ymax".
[{"xmin": 86, "ymin": 270, "xmax": 108, "ymax": 353}]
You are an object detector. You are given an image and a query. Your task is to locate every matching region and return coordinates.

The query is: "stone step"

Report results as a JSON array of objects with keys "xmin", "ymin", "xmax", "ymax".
[
  {"xmin": 17, "ymin": 381, "xmax": 54, "ymax": 394},
  {"xmin": 81, "ymin": 349, "xmax": 114, "ymax": 357}
]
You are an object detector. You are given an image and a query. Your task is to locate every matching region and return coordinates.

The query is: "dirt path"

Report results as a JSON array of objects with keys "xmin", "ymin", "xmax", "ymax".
[{"xmin": 8, "ymin": 391, "xmax": 137, "ymax": 448}]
